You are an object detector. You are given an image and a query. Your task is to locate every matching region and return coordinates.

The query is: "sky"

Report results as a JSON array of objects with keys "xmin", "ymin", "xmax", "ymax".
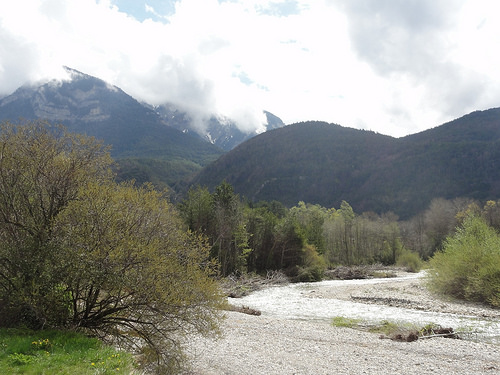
[{"xmin": 1, "ymin": 0, "xmax": 500, "ymax": 137}]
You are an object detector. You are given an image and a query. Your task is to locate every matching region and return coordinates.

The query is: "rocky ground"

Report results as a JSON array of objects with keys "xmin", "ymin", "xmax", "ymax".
[
  {"xmin": 314, "ymin": 270, "xmax": 500, "ymax": 320},
  {"xmin": 182, "ymin": 271, "xmax": 500, "ymax": 375}
]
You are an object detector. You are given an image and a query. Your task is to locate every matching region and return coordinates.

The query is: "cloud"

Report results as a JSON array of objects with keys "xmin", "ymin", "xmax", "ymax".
[
  {"xmin": 337, "ymin": 0, "xmax": 461, "ymax": 75},
  {"xmin": 0, "ymin": 0, "xmax": 500, "ymax": 137},
  {"xmin": 334, "ymin": 0, "xmax": 500, "ymax": 128},
  {"xmin": 0, "ymin": 0, "xmax": 273, "ymax": 133}
]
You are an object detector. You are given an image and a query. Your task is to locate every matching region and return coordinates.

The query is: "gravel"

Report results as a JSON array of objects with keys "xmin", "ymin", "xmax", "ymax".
[{"xmin": 182, "ymin": 272, "xmax": 500, "ymax": 375}]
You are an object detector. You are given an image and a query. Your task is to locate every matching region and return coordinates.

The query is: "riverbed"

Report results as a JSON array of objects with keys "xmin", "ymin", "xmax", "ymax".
[
  {"xmin": 234, "ymin": 271, "xmax": 500, "ymax": 344},
  {"xmin": 183, "ymin": 271, "xmax": 500, "ymax": 374}
]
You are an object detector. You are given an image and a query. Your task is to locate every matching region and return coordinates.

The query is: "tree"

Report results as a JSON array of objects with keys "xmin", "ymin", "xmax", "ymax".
[
  {"xmin": 270, "ymin": 215, "xmax": 305, "ymax": 272},
  {"xmin": 53, "ymin": 182, "xmax": 224, "ymax": 371},
  {"xmin": 482, "ymin": 200, "xmax": 500, "ymax": 230},
  {"xmin": 289, "ymin": 202, "xmax": 327, "ymax": 254},
  {"xmin": 179, "ymin": 182, "xmax": 251, "ymax": 276},
  {"xmin": 339, "ymin": 201, "xmax": 355, "ymax": 265},
  {"xmin": 211, "ymin": 182, "xmax": 249, "ymax": 276},
  {"xmin": 0, "ymin": 121, "xmax": 113, "ymax": 327},
  {"xmin": 244, "ymin": 206, "xmax": 279, "ymax": 272},
  {"xmin": 179, "ymin": 185, "xmax": 214, "ymax": 235},
  {"xmin": 0, "ymin": 121, "xmax": 224, "ymax": 372}
]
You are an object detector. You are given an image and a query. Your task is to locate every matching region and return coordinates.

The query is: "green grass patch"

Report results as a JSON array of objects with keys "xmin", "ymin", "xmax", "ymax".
[
  {"xmin": 0, "ymin": 328, "xmax": 137, "ymax": 374},
  {"xmin": 331, "ymin": 316, "xmax": 362, "ymax": 328}
]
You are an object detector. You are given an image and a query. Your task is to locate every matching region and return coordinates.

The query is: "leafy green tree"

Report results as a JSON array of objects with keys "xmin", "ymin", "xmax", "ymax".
[
  {"xmin": 482, "ymin": 200, "xmax": 500, "ymax": 231},
  {"xmin": 294, "ymin": 243, "xmax": 326, "ymax": 282},
  {"xmin": 254, "ymin": 200, "xmax": 287, "ymax": 219},
  {"xmin": 339, "ymin": 201, "xmax": 355, "ymax": 265},
  {"xmin": 0, "ymin": 121, "xmax": 112, "ymax": 327},
  {"xmin": 428, "ymin": 214, "xmax": 500, "ymax": 307},
  {"xmin": 270, "ymin": 215, "xmax": 306, "ymax": 272},
  {"xmin": 179, "ymin": 185, "xmax": 214, "ymax": 235},
  {"xmin": 212, "ymin": 182, "xmax": 249, "ymax": 275},
  {"xmin": 53, "ymin": 181, "xmax": 224, "ymax": 371},
  {"xmin": 244, "ymin": 206, "xmax": 279, "ymax": 272},
  {"xmin": 0, "ymin": 121, "xmax": 225, "ymax": 372},
  {"xmin": 289, "ymin": 202, "xmax": 327, "ymax": 254},
  {"xmin": 179, "ymin": 182, "xmax": 251, "ymax": 276}
]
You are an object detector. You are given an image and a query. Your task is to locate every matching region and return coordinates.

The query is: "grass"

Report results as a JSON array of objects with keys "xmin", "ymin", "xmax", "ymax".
[
  {"xmin": 367, "ymin": 320, "xmax": 413, "ymax": 337},
  {"xmin": 331, "ymin": 316, "xmax": 362, "ymax": 328},
  {"xmin": 331, "ymin": 317, "xmax": 457, "ymax": 342},
  {"xmin": 0, "ymin": 328, "xmax": 137, "ymax": 374}
]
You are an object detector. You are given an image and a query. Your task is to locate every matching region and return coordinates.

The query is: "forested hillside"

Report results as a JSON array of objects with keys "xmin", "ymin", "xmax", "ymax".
[{"xmin": 191, "ymin": 108, "xmax": 500, "ymax": 219}]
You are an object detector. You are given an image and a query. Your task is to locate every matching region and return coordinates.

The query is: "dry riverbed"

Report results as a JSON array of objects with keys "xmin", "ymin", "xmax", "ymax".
[{"xmin": 182, "ymin": 271, "xmax": 500, "ymax": 375}]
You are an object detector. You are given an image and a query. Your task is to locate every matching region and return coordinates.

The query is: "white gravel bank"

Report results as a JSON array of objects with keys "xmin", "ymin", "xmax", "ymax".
[{"xmin": 182, "ymin": 273, "xmax": 500, "ymax": 375}]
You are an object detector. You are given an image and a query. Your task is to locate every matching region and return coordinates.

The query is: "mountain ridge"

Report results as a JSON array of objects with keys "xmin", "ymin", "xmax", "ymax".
[
  {"xmin": 1, "ymin": 67, "xmax": 499, "ymax": 218},
  {"xmin": 191, "ymin": 110, "xmax": 500, "ymax": 219}
]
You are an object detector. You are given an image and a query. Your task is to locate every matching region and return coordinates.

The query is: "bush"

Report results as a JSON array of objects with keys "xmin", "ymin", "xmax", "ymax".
[
  {"xmin": 293, "ymin": 244, "xmax": 326, "ymax": 282},
  {"xmin": 428, "ymin": 215, "xmax": 500, "ymax": 307},
  {"xmin": 396, "ymin": 248, "xmax": 423, "ymax": 272}
]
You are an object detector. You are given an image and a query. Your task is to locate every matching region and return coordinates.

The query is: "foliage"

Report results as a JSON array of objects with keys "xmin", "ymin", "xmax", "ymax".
[
  {"xmin": 179, "ymin": 182, "xmax": 431, "ymax": 278},
  {"xmin": 244, "ymin": 206, "xmax": 279, "ymax": 272},
  {"xmin": 180, "ymin": 183, "xmax": 250, "ymax": 276},
  {"xmin": 289, "ymin": 202, "xmax": 327, "ymax": 254},
  {"xmin": 294, "ymin": 244, "xmax": 326, "ymax": 282},
  {"xmin": 0, "ymin": 121, "xmax": 225, "ymax": 372},
  {"xmin": 481, "ymin": 199, "xmax": 500, "ymax": 231},
  {"xmin": 0, "ymin": 120, "xmax": 113, "ymax": 328},
  {"xmin": 428, "ymin": 214, "xmax": 500, "ymax": 307},
  {"xmin": 396, "ymin": 248, "xmax": 423, "ymax": 273},
  {"xmin": 322, "ymin": 205, "xmax": 404, "ymax": 266},
  {"xmin": 53, "ymin": 181, "xmax": 225, "ymax": 369},
  {"xmin": 212, "ymin": 182, "xmax": 250, "ymax": 276},
  {"xmin": 0, "ymin": 328, "xmax": 136, "ymax": 374}
]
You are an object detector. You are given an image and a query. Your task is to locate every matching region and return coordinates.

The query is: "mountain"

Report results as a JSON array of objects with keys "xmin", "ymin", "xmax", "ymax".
[
  {"xmin": 190, "ymin": 109, "xmax": 500, "ymax": 219},
  {"xmin": 0, "ymin": 66, "xmax": 286, "ymax": 187},
  {"xmin": 0, "ymin": 67, "xmax": 223, "ymax": 160},
  {"xmin": 155, "ymin": 104, "xmax": 285, "ymax": 150},
  {"xmin": 0, "ymin": 67, "xmax": 224, "ymax": 188}
]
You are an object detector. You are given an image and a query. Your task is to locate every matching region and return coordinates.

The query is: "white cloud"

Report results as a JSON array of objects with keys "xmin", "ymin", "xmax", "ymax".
[{"xmin": 1, "ymin": 0, "xmax": 500, "ymax": 136}]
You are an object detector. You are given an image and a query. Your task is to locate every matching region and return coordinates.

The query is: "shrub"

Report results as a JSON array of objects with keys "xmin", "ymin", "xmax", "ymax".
[
  {"xmin": 428, "ymin": 215, "xmax": 500, "ymax": 307},
  {"xmin": 294, "ymin": 244, "xmax": 326, "ymax": 282},
  {"xmin": 396, "ymin": 248, "xmax": 423, "ymax": 272}
]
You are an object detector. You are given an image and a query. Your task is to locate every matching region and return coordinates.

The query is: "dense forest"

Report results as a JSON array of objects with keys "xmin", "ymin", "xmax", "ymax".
[{"xmin": 178, "ymin": 181, "xmax": 500, "ymax": 280}]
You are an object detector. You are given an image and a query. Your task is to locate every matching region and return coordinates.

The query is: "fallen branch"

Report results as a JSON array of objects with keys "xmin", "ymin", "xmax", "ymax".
[
  {"xmin": 226, "ymin": 304, "xmax": 262, "ymax": 316},
  {"xmin": 420, "ymin": 332, "xmax": 458, "ymax": 339}
]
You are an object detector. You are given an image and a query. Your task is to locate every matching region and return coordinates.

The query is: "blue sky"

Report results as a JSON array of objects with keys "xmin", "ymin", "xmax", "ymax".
[
  {"xmin": 112, "ymin": 1, "xmax": 176, "ymax": 22},
  {"xmin": 1, "ymin": 0, "xmax": 500, "ymax": 137}
]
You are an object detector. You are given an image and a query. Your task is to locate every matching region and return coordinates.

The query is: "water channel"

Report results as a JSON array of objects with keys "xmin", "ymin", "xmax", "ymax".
[{"xmin": 232, "ymin": 273, "xmax": 500, "ymax": 344}]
